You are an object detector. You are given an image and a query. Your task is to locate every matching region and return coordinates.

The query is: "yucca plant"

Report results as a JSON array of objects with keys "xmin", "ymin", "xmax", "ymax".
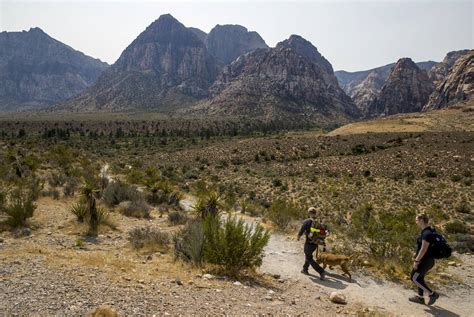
[
  {"xmin": 193, "ymin": 191, "xmax": 223, "ymax": 219},
  {"xmin": 70, "ymin": 201, "xmax": 88, "ymax": 223}
]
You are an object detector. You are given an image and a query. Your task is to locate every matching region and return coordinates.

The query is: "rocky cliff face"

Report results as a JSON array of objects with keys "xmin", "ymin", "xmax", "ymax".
[
  {"xmin": 367, "ymin": 58, "xmax": 434, "ymax": 116},
  {"xmin": 349, "ymin": 70, "xmax": 386, "ymax": 115},
  {"xmin": 190, "ymin": 35, "xmax": 360, "ymax": 122},
  {"xmin": 0, "ymin": 28, "xmax": 108, "ymax": 111},
  {"xmin": 423, "ymin": 50, "xmax": 473, "ymax": 110},
  {"xmin": 335, "ymin": 61, "xmax": 436, "ymax": 114},
  {"xmin": 205, "ymin": 25, "xmax": 268, "ymax": 65},
  {"xmin": 62, "ymin": 14, "xmax": 219, "ymax": 111},
  {"xmin": 429, "ymin": 50, "xmax": 470, "ymax": 87}
]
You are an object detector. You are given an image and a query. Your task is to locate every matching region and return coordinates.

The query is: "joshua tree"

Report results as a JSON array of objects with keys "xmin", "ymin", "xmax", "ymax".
[{"xmin": 81, "ymin": 180, "xmax": 99, "ymax": 236}]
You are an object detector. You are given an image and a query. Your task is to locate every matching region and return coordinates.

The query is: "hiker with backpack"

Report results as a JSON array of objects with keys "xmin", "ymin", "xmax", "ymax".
[
  {"xmin": 297, "ymin": 206, "xmax": 328, "ymax": 280},
  {"xmin": 409, "ymin": 213, "xmax": 450, "ymax": 306}
]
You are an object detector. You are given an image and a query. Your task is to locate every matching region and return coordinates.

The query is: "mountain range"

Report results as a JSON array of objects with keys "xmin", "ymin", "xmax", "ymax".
[{"xmin": 1, "ymin": 14, "xmax": 472, "ymax": 124}]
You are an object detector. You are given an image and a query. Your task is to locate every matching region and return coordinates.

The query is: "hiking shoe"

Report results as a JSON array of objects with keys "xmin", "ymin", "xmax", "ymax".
[
  {"xmin": 427, "ymin": 292, "xmax": 439, "ymax": 306},
  {"xmin": 319, "ymin": 271, "xmax": 326, "ymax": 281},
  {"xmin": 408, "ymin": 295, "xmax": 425, "ymax": 305},
  {"xmin": 300, "ymin": 269, "xmax": 309, "ymax": 275}
]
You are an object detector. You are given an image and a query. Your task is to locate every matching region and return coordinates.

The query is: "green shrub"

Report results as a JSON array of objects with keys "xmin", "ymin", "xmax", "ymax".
[
  {"xmin": 203, "ymin": 216, "xmax": 270, "ymax": 276},
  {"xmin": 70, "ymin": 201, "xmax": 88, "ymax": 222},
  {"xmin": 119, "ymin": 199, "xmax": 151, "ymax": 218},
  {"xmin": 193, "ymin": 192, "xmax": 222, "ymax": 219},
  {"xmin": 348, "ymin": 204, "xmax": 417, "ymax": 272},
  {"xmin": 451, "ymin": 175, "xmax": 462, "ymax": 182},
  {"xmin": 128, "ymin": 227, "xmax": 170, "ymax": 251},
  {"xmin": 3, "ymin": 187, "xmax": 37, "ymax": 228},
  {"xmin": 103, "ymin": 181, "xmax": 141, "ymax": 207},
  {"xmin": 267, "ymin": 199, "xmax": 299, "ymax": 230},
  {"xmin": 455, "ymin": 200, "xmax": 471, "ymax": 214},
  {"xmin": 168, "ymin": 210, "xmax": 188, "ymax": 225},
  {"xmin": 445, "ymin": 220, "xmax": 468, "ymax": 234},
  {"xmin": 352, "ymin": 144, "xmax": 369, "ymax": 155},
  {"xmin": 173, "ymin": 220, "xmax": 205, "ymax": 266},
  {"xmin": 425, "ymin": 170, "xmax": 437, "ymax": 178}
]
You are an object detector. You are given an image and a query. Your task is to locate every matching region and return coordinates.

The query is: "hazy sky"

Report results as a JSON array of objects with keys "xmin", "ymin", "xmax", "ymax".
[{"xmin": 1, "ymin": 0, "xmax": 472, "ymax": 71}]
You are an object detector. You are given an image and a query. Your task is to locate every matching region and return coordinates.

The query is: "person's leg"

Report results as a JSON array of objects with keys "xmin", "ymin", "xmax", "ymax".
[
  {"xmin": 304, "ymin": 243, "xmax": 325, "ymax": 275},
  {"xmin": 411, "ymin": 258, "xmax": 435, "ymax": 297},
  {"xmin": 302, "ymin": 243, "xmax": 313, "ymax": 272}
]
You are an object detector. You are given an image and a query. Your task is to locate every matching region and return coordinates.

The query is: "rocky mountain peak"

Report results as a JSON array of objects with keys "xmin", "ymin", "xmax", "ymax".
[
  {"xmin": 205, "ymin": 24, "xmax": 268, "ymax": 65},
  {"xmin": 276, "ymin": 35, "xmax": 333, "ymax": 75},
  {"xmin": 61, "ymin": 14, "xmax": 219, "ymax": 111},
  {"xmin": 0, "ymin": 28, "xmax": 108, "ymax": 111},
  {"xmin": 429, "ymin": 49, "xmax": 470, "ymax": 86},
  {"xmin": 424, "ymin": 50, "xmax": 473, "ymax": 110},
  {"xmin": 367, "ymin": 57, "xmax": 434, "ymax": 116}
]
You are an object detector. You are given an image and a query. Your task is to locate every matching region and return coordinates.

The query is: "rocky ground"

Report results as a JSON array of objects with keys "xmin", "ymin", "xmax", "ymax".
[{"xmin": 1, "ymin": 197, "xmax": 473, "ymax": 316}]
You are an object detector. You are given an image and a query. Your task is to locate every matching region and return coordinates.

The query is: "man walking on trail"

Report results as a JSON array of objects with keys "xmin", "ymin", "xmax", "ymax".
[
  {"xmin": 409, "ymin": 213, "xmax": 439, "ymax": 306},
  {"xmin": 297, "ymin": 207, "xmax": 327, "ymax": 280}
]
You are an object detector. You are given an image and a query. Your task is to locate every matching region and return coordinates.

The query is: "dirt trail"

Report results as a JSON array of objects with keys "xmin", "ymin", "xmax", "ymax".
[
  {"xmin": 180, "ymin": 198, "xmax": 473, "ymax": 316},
  {"xmin": 259, "ymin": 225, "xmax": 474, "ymax": 317}
]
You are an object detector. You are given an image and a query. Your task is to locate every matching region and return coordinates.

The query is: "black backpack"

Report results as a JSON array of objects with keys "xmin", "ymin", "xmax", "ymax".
[{"xmin": 429, "ymin": 228, "xmax": 452, "ymax": 259}]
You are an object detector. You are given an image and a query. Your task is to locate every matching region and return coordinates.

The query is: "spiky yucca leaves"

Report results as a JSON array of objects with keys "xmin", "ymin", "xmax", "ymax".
[
  {"xmin": 70, "ymin": 201, "xmax": 88, "ymax": 223},
  {"xmin": 193, "ymin": 192, "xmax": 223, "ymax": 219},
  {"xmin": 203, "ymin": 216, "xmax": 270, "ymax": 276},
  {"xmin": 81, "ymin": 179, "xmax": 100, "ymax": 236}
]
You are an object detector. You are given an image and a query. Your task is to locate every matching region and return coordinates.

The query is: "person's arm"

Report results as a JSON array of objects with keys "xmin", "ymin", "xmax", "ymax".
[
  {"xmin": 413, "ymin": 240, "xmax": 430, "ymax": 269},
  {"xmin": 297, "ymin": 220, "xmax": 308, "ymax": 241}
]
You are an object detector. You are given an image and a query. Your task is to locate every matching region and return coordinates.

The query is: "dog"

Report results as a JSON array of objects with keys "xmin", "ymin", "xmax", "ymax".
[{"xmin": 317, "ymin": 252, "xmax": 353, "ymax": 280}]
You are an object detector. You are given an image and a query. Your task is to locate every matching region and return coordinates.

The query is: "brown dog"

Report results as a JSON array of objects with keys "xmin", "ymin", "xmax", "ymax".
[{"xmin": 317, "ymin": 252, "xmax": 353, "ymax": 280}]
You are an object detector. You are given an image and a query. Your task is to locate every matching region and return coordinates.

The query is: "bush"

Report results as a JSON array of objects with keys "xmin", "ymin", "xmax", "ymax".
[
  {"xmin": 203, "ymin": 216, "xmax": 270, "ymax": 276},
  {"xmin": 128, "ymin": 227, "xmax": 170, "ymax": 251},
  {"xmin": 266, "ymin": 199, "xmax": 299, "ymax": 230},
  {"xmin": 193, "ymin": 192, "xmax": 222, "ymax": 219},
  {"xmin": 63, "ymin": 177, "xmax": 77, "ymax": 197},
  {"xmin": 425, "ymin": 170, "xmax": 437, "ymax": 178},
  {"xmin": 168, "ymin": 210, "xmax": 188, "ymax": 225},
  {"xmin": 70, "ymin": 201, "xmax": 88, "ymax": 222},
  {"xmin": 455, "ymin": 200, "xmax": 471, "ymax": 214},
  {"xmin": 347, "ymin": 204, "xmax": 418, "ymax": 273},
  {"xmin": 119, "ymin": 199, "xmax": 151, "ymax": 218},
  {"xmin": 173, "ymin": 220, "xmax": 205, "ymax": 266},
  {"xmin": 445, "ymin": 220, "xmax": 468, "ymax": 234},
  {"xmin": 103, "ymin": 181, "xmax": 141, "ymax": 207},
  {"xmin": 3, "ymin": 187, "xmax": 37, "ymax": 228}
]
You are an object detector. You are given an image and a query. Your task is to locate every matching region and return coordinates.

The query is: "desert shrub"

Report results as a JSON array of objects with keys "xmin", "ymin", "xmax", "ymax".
[
  {"xmin": 70, "ymin": 201, "xmax": 88, "ymax": 222},
  {"xmin": 173, "ymin": 220, "xmax": 205, "ymax": 266},
  {"xmin": 63, "ymin": 177, "xmax": 77, "ymax": 197},
  {"xmin": 203, "ymin": 216, "xmax": 270, "ymax": 276},
  {"xmin": 352, "ymin": 144, "xmax": 369, "ymax": 155},
  {"xmin": 266, "ymin": 199, "xmax": 299, "ymax": 230},
  {"xmin": 455, "ymin": 200, "xmax": 471, "ymax": 214},
  {"xmin": 2, "ymin": 187, "xmax": 37, "ymax": 228},
  {"xmin": 445, "ymin": 220, "xmax": 468, "ymax": 234},
  {"xmin": 348, "ymin": 204, "xmax": 417, "ymax": 270},
  {"xmin": 451, "ymin": 175, "xmax": 462, "ymax": 182},
  {"xmin": 425, "ymin": 170, "xmax": 437, "ymax": 178},
  {"xmin": 119, "ymin": 199, "xmax": 151, "ymax": 218},
  {"xmin": 147, "ymin": 181, "xmax": 182, "ymax": 206},
  {"xmin": 168, "ymin": 210, "xmax": 188, "ymax": 225},
  {"xmin": 103, "ymin": 181, "xmax": 141, "ymax": 207},
  {"xmin": 240, "ymin": 198, "xmax": 262, "ymax": 217},
  {"xmin": 128, "ymin": 227, "xmax": 170, "ymax": 251},
  {"xmin": 193, "ymin": 192, "xmax": 222, "ymax": 219}
]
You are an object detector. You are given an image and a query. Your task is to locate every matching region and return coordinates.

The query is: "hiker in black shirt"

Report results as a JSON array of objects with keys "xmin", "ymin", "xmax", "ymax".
[
  {"xmin": 409, "ymin": 213, "xmax": 439, "ymax": 306},
  {"xmin": 297, "ymin": 207, "xmax": 327, "ymax": 280}
]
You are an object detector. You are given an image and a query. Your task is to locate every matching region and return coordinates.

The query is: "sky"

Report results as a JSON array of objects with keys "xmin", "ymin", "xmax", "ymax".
[{"xmin": 1, "ymin": 0, "xmax": 472, "ymax": 72}]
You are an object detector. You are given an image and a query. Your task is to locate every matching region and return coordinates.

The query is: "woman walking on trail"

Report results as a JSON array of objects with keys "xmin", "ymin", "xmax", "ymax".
[
  {"xmin": 409, "ymin": 213, "xmax": 439, "ymax": 305},
  {"xmin": 297, "ymin": 207, "xmax": 327, "ymax": 280}
]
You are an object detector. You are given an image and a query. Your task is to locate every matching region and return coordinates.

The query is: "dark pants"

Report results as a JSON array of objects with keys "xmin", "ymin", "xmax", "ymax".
[
  {"xmin": 303, "ymin": 242, "xmax": 324, "ymax": 274},
  {"xmin": 410, "ymin": 257, "xmax": 435, "ymax": 296}
]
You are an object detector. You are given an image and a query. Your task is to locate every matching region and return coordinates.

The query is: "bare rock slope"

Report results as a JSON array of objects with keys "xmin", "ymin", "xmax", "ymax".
[{"xmin": 0, "ymin": 28, "xmax": 108, "ymax": 111}]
